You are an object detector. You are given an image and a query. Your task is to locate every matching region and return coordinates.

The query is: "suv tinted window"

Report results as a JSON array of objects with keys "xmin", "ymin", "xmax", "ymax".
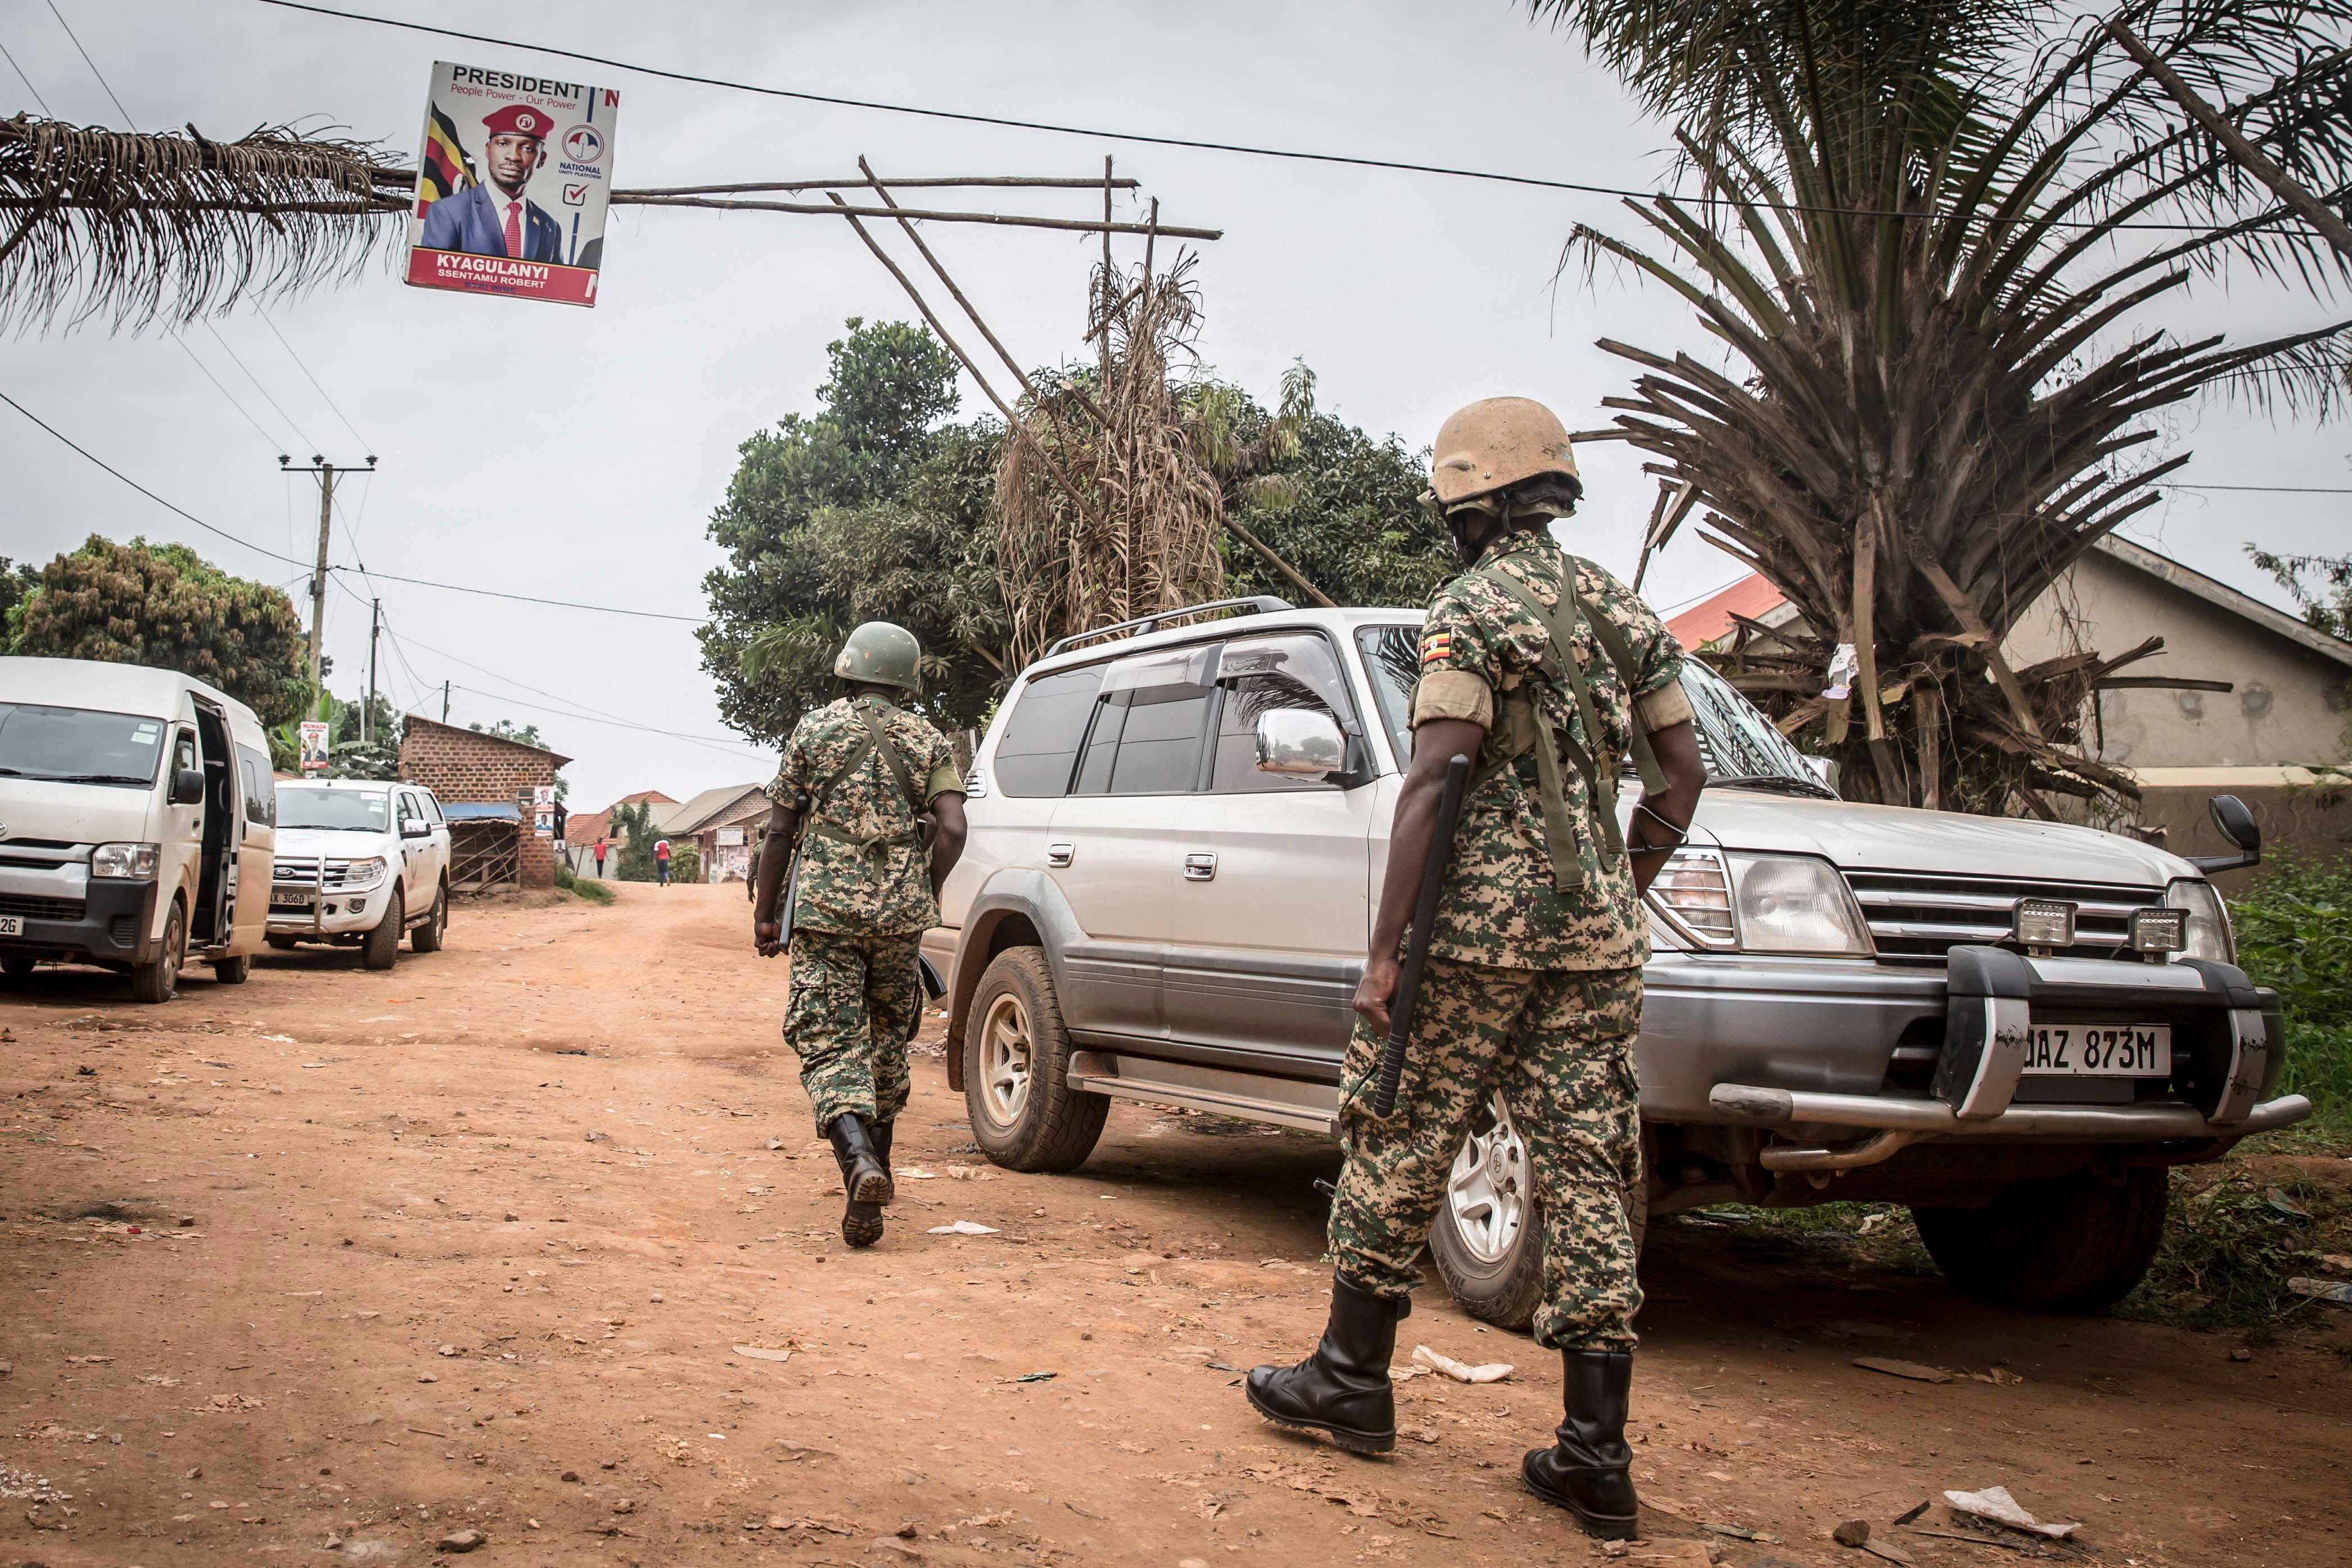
[
  {"xmin": 992, "ymin": 666, "xmax": 1107, "ymax": 797},
  {"xmin": 1209, "ymin": 634, "xmax": 1351, "ymax": 793},
  {"xmin": 1071, "ymin": 645, "xmax": 1216, "ymax": 796}
]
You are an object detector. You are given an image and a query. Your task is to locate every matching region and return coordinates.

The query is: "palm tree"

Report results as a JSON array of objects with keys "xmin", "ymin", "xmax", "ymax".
[{"xmin": 1534, "ymin": 1, "xmax": 2352, "ymax": 814}]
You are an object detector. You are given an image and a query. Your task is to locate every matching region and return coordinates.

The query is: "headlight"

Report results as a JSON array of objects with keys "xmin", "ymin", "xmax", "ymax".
[
  {"xmin": 1647, "ymin": 848, "xmax": 1737, "ymax": 949},
  {"xmin": 91, "ymin": 841, "xmax": 159, "ymax": 879},
  {"xmin": 1730, "ymin": 852, "xmax": 1874, "ymax": 955},
  {"xmin": 340, "ymin": 856, "xmax": 390, "ymax": 888},
  {"xmin": 2163, "ymin": 878, "xmax": 2234, "ymax": 963}
]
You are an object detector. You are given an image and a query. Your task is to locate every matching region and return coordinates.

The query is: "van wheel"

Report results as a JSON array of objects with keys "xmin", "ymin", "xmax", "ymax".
[
  {"xmin": 210, "ymin": 955, "xmax": 250, "ymax": 984},
  {"xmin": 1430, "ymin": 1096, "xmax": 1647, "ymax": 1334},
  {"xmin": 964, "ymin": 948, "xmax": 1107, "ymax": 1174},
  {"xmin": 362, "ymin": 889, "xmax": 404, "ymax": 971},
  {"xmin": 130, "ymin": 901, "xmax": 185, "ymax": 1004},
  {"xmin": 410, "ymin": 884, "xmax": 448, "ymax": 953},
  {"xmin": 1912, "ymin": 1165, "xmax": 2167, "ymax": 1314}
]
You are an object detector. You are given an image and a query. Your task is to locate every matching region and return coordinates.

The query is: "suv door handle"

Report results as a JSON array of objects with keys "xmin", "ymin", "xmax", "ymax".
[
  {"xmin": 1183, "ymin": 852, "xmax": 1217, "ymax": 882},
  {"xmin": 1045, "ymin": 841, "xmax": 1075, "ymax": 868}
]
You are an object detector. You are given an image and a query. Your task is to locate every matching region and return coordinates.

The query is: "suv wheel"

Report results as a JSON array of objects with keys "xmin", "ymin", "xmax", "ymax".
[
  {"xmin": 964, "ymin": 948, "xmax": 1108, "ymax": 1173},
  {"xmin": 361, "ymin": 889, "xmax": 404, "ymax": 971},
  {"xmin": 1431, "ymin": 1095, "xmax": 1647, "ymax": 1333},
  {"xmin": 410, "ymin": 883, "xmax": 448, "ymax": 953},
  {"xmin": 1912, "ymin": 1164, "xmax": 2167, "ymax": 1314}
]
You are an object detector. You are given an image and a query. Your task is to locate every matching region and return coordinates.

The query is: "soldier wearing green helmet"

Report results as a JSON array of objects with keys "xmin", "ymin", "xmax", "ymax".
[{"xmin": 752, "ymin": 621, "xmax": 969, "ymax": 1247}]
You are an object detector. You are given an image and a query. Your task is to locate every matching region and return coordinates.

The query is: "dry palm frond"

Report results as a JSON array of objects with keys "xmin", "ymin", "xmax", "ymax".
[
  {"xmin": 996, "ymin": 252, "xmax": 1228, "ymax": 667},
  {"xmin": 1532, "ymin": 1, "xmax": 2352, "ymax": 814},
  {"xmin": 1, "ymin": 114, "xmax": 409, "ymax": 334}
]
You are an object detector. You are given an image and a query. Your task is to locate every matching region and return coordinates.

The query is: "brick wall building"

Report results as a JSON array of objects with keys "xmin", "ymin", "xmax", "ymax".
[{"xmin": 398, "ymin": 716, "xmax": 572, "ymax": 889}]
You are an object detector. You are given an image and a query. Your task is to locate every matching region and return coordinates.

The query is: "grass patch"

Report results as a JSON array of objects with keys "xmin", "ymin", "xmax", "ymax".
[
  {"xmin": 2117, "ymin": 1168, "xmax": 2348, "ymax": 1333},
  {"xmin": 554, "ymin": 862, "xmax": 615, "ymax": 904},
  {"xmin": 2231, "ymin": 857, "xmax": 2352, "ymax": 1150},
  {"xmin": 1676, "ymin": 1199, "xmax": 1939, "ymax": 1277}
]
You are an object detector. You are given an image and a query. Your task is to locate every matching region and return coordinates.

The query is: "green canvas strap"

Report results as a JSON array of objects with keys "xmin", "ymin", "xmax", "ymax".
[
  {"xmin": 805, "ymin": 696, "xmax": 923, "ymax": 857},
  {"xmin": 1570, "ymin": 561, "xmax": 1671, "ymax": 796}
]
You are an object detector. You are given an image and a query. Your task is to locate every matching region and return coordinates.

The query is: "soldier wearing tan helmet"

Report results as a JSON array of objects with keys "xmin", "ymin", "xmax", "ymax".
[
  {"xmin": 1245, "ymin": 398, "xmax": 1709, "ymax": 1540},
  {"xmin": 752, "ymin": 622, "xmax": 969, "ymax": 1247}
]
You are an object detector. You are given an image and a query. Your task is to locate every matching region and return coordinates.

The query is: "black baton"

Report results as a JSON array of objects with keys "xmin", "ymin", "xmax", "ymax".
[{"xmin": 1374, "ymin": 753, "xmax": 1473, "ymax": 1117}]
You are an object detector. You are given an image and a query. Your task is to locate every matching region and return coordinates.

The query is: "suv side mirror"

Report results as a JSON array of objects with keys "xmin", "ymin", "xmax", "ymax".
[
  {"xmin": 401, "ymin": 817, "xmax": 432, "ymax": 838},
  {"xmin": 2188, "ymin": 792, "xmax": 2262, "ymax": 874},
  {"xmin": 1255, "ymin": 708, "xmax": 1346, "ymax": 779},
  {"xmin": 170, "ymin": 767, "xmax": 205, "ymax": 805}
]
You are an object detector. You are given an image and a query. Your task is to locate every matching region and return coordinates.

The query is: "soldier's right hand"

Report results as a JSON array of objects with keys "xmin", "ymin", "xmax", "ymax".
[
  {"xmin": 1352, "ymin": 952, "xmax": 1400, "ymax": 1037},
  {"xmin": 753, "ymin": 919, "xmax": 785, "ymax": 959}
]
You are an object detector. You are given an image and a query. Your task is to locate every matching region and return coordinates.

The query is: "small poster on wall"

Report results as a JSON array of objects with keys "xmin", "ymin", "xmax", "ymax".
[
  {"xmin": 408, "ymin": 61, "xmax": 620, "ymax": 307},
  {"xmin": 534, "ymin": 807, "xmax": 555, "ymax": 839}
]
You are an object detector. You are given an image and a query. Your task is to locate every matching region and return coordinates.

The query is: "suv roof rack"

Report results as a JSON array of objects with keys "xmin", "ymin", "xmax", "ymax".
[{"xmin": 1041, "ymin": 595, "xmax": 1294, "ymax": 659}]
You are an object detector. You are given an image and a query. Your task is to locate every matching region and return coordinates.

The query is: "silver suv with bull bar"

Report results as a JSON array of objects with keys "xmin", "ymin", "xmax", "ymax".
[{"xmin": 927, "ymin": 597, "xmax": 2309, "ymax": 1322}]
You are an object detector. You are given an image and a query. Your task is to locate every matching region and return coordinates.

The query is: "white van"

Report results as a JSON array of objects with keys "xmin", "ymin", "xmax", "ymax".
[{"xmin": 0, "ymin": 657, "xmax": 277, "ymax": 1001}]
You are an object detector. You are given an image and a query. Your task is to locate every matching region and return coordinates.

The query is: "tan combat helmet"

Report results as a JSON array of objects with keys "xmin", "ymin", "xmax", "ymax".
[
  {"xmin": 1429, "ymin": 396, "xmax": 1581, "ymax": 510},
  {"xmin": 833, "ymin": 621, "xmax": 922, "ymax": 693}
]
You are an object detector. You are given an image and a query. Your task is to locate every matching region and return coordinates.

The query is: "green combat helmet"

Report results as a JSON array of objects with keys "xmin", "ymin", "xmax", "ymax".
[{"xmin": 833, "ymin": 621, "xmax": 922, "ymax": 694}]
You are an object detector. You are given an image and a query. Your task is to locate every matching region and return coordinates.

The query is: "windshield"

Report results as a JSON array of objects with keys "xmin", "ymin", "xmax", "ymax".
[
  {"xmin": 1353, "ymin": 623, "xmax": 1834, "ymax": 795},
  {"xmin": 277, "ymin": 788, "xmax": 390, "ymax": 832},
  {"xmin": 0, "ymin": 702, "xmax": 168, "ymax": 787}
]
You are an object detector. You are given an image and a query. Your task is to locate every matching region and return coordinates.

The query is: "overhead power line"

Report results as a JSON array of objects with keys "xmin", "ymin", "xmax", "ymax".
[
  {"xmin": 259, "ymin": 0, "xmax": 2340, "ymax": 236},
  {"xmin": 3, "ymin": 386, "xmax": 710, "ymax": 621},
  {"xmin": 0, "ymin": 35, "xmax": 55, "ymax": 114}
]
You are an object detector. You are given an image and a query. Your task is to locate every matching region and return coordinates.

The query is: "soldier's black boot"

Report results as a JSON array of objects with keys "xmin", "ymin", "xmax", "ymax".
[
  {"xmin": 1522, "ymin": 1350, "xmax": 1640, "ymax": 1539},
  {"xmin": 825, "ymin": 1114, "xmax": 893, "ymax": 1249},
  {"xmin": 1244, "ymin": 1273, "xmax": 1405, "ymax": 1454},
  {"xmin": 870, "ymin": 1118, "xmax": 895, "ymax": 1171}
]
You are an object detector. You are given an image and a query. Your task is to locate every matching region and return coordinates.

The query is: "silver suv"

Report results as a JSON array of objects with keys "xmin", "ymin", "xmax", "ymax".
[{"xmin": 927, "ymin": 598, "xmax": 2309, "ymax": 1322}]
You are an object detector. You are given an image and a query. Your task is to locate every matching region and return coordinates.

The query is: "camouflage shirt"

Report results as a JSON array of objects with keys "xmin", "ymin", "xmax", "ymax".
[
  {"xmin": 767, "ymin": 696, "xmax": 964, "ymax": 937},
  {"xmin": 1411, "ymin": 531, "xmax": 1690, "ymax": 971}
]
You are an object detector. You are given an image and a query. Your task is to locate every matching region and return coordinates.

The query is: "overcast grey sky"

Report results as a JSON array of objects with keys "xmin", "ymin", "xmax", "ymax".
[{"xmin": 5, "ymin": 0, "xmax": 2346, "ymax": 810}]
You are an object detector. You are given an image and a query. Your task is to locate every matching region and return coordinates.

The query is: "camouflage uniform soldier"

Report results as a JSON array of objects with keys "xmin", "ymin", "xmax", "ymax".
[
  {"xmin": 1247, "ymin": 399, "xmax": 1708, "ymax": 1540},
  {"xmin": 752, "ymin": 622, "xmax": 968, "ymax": 1248}
]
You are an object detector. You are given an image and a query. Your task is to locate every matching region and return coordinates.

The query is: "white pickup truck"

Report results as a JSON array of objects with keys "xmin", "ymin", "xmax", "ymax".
[
  {"xmin": 925, "ymin": 597, "xmax": 2308, "ymax": 1324},
  {"xmin": 267, "ymin": 779, "xmax": 452, "ymax": 970}
]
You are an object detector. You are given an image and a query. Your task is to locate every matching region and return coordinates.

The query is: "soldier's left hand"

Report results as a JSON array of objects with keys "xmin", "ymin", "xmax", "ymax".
[
  {"xmin": 753, "ymin": 920, "xmax": 785, "ymax": 958},
  {"xmin": 1352, "ymin": 952, "xmax": 1400, "ymax": 1037}
]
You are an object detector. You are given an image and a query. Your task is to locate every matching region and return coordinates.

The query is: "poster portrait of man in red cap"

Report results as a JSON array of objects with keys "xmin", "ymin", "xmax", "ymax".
[{"xmin": 417, "ymin": 102, "xmax": 564, "ymax": 263}]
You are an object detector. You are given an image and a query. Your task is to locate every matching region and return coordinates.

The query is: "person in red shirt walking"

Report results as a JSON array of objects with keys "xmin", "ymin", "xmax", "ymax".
[
  {"xmin": 592, "ymin": 835, "xmax": 608, "ymax": 878},
  {"xmin": 653, "ymin": 838, "xmax": 672, "ymax": 887}
]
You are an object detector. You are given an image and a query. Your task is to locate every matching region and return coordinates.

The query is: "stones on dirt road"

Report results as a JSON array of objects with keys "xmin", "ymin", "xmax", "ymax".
[
  {"xmin": 436, "ymin": 1526, "xmax": 488, "ymax": 1552},
  {"xmin": 1834, "ymin": 1520, "xmax": 1872, "ymax": 1546}
]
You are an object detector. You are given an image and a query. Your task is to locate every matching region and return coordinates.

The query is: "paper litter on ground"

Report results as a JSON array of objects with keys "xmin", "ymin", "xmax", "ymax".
[
  {"xmin": 1943, "ymin": 1485, "xmax": 2082, "ymax": 1538},
  {"xmin": 1411, "ymin": 1344, "xmax": 1513, "ymax": 1382},
  {"xmin": 927, "ymin": 1220, "xmax": 999, "ymax": 1236}
]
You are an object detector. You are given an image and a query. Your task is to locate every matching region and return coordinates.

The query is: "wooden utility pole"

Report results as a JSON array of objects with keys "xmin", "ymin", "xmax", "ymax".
[
  {"xmin": 2107, "ymin": 21, "xmax": 2352, "ymax": 266},
  {"xmin": 441, "ymin": 680, "xmax": 451, "ymax": 723},
  {"xmin": 280, "ymin": 452, "xmax": 377, "ymax": 692},
  {"xmin": 365, "ymin": 598, "xmax": 381, "ymax": 743}
]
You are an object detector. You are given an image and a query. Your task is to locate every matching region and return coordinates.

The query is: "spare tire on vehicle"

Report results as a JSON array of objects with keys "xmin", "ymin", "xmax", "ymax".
[{"xmin": 1911, "ymin": 1164, "xmax": 2167, "ymax": 1314}]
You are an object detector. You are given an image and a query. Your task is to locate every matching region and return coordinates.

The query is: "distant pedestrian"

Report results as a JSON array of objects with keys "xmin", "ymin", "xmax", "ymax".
[
  {"xmin": 654, "ymin": 837, "xmax": 672, "ymax": 887},
  {"xmin": 593, "ymin": 836, "xmax": 607, "ymax": 878}
]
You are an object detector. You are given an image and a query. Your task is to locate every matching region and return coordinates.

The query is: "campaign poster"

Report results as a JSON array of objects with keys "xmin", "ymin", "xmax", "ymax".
[
  {"xmin": 298, "ymin": 721, "xmax": 330, "ymax": 773},
  {"xmin": 407, "ymin": 61, "xmax": 620, "ymax": 308},
  {"xmin": 534, "ymin": 807, "xmax": 555, "ymax": 839}
]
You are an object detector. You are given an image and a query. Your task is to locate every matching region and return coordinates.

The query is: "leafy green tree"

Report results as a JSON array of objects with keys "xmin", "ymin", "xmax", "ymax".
[
  {"xmin": 1215, "ymin": 401, "xmax": 1453, "ymax": 611},
  {"xmin": 11, "ymin": 535, "xmax": 308, "ymax": 726},
  {"xmin": 0, "ymin": 557, "xmax": 39, "ymax": 631},
  {"xmin": 701, "ymin": 319, "xmax": 1009, "ymax": 742},
  {"xmin": 2251, "ymin": 546, "xmax": 2352, "ymax": 642},
  {"xmin": 612, "ymin": 799, "xmax": 661, "ymax": 882}
]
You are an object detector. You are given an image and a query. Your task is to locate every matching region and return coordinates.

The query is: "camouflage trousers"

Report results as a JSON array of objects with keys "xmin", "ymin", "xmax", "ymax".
[
  {"xmin": 783, "ymin": 928, "xmax": 924, "ymax": 1135},
  {"xmin": 1330, "ymin": 959, "xmax": 1644, "ymax": 1352}
]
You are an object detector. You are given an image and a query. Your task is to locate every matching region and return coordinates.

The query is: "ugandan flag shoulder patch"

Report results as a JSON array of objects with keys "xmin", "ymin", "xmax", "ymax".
[{"xmin": 1421, "ymin": 631, "xmax": 1454, "ymax": 665}]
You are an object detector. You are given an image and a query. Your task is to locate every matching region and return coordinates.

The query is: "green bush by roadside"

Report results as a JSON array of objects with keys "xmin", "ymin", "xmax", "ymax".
[
  {"xmin": 555, "ymin": 860, "xmax": 615, "ymax": 905},
  {"xmin": 2231, "ymin": 858, "xmax": 2352, "ymax": 1147}
]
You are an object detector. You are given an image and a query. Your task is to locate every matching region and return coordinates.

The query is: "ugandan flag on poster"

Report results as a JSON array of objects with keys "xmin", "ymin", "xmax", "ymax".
[{"xmin": 416, "ymin": 105, "xmax": 475, "ymax": 213}]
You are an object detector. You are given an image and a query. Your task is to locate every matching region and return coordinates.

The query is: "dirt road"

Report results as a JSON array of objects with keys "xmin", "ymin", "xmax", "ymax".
[{"xmin": 2, "ymin": 882, "xmax": 2345, "ymax": 1567}]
